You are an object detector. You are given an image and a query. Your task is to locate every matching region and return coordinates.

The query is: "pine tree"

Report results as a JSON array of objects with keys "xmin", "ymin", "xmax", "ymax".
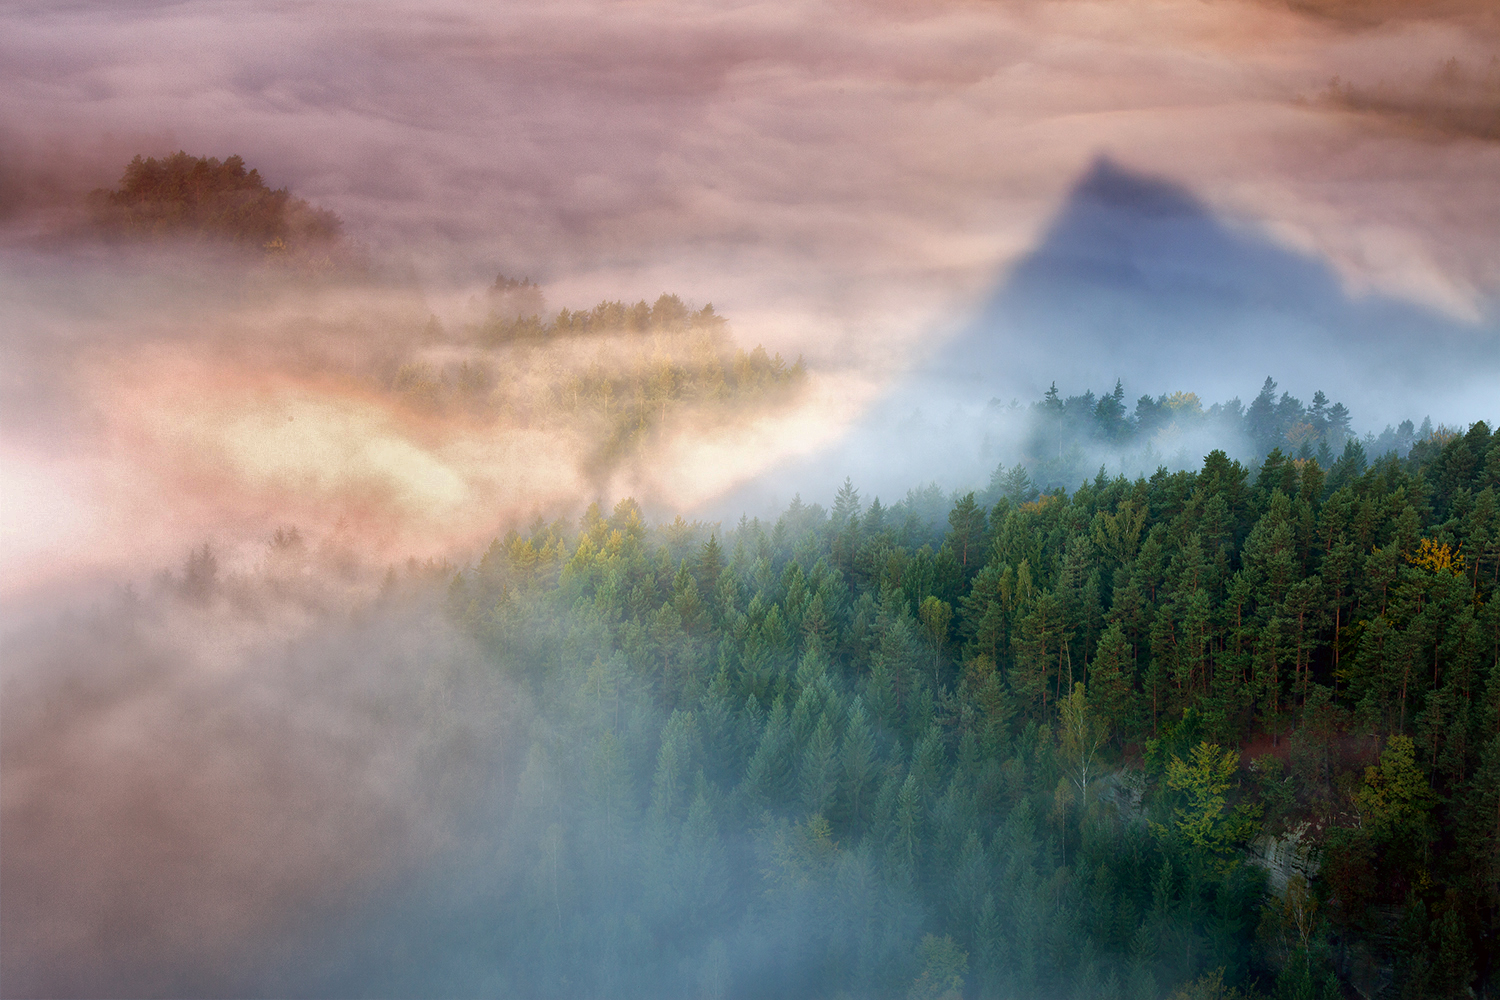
[
  {"xmin": 959, "ymin": 561, "xmax": 1010, "ymax": 664},
  {"xmin": 866, "ymin": 654, "xmax": 901, "ymax": 736},
  {"xmin": 675, "ymin": 792, "xmax": 728, "ymax": 925},
  {"xmin": 1089, "ymin": 622, "xmax": 1136, "ymax": 741},
  {"xmin": 894, "ymin": 771, "xmax": 923, "ymax": 875},
  {"xmin": 946, "ymin": 492, "xmax": 987, "ymax": 572},
  {"xmin": 832, "ymin": 477, "xmax": 862, "ymax": 530},
  {"xmin": 1012, "ymin": 590, "xmax": 1070, "ymax": 717},
  {"xmin": 698, "ymin": 534, "xmax": 725, "ymax": 593},
  {"xmin": 700, "ymin": 665, "xmax": 739, "ymax": 786},
  {"xmin": 651, "ymin": 710, "xmax": 701, "ymax": 824},
  {"xmin": 1247, "ymin": 377, "xmax": 1281, "ymax": 456},
  {"xmin": 799, "ymin": 712, "xmax": 840, "ymax": 816},
  {"xmin": 742, "ymin": 696, "xmax": 793, "ymax": 813},
  {"xmin": 840, "ymin": 697, "xmax": 878, "ymax": 830}
]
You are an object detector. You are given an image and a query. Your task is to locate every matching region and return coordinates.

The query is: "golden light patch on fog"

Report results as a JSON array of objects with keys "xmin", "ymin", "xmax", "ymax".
[
  {"xmin": 99, "ymin": 353, "xmax": 581, "ymax": 537},
  {"xmin": 4, "ymin": 329, "xmax": 838, "ymax": 591},
  {"xmin": 192, "ymin": 395, "xmax": 473, "ymax": 514},
  {"xmin": 626, "ymin": 368, "xmax": 882, "ymax": 509}
]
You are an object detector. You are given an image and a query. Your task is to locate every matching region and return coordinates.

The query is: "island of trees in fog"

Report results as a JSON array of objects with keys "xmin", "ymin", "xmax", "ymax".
[{"xmin": 88, "ymin": 151, "xmax": 343, "ymax": 248}]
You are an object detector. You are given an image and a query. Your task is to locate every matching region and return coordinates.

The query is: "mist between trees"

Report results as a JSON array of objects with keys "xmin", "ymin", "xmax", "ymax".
[
  {"xmin": 395, "ymin": 285, "xmax": 807, "ymax": 485},
  {"xmin": 983, "ymin": 377, "xmax": 1437, "ymax": 502},
  {"xmin": 7, "ymin": 417, "xmax": 1497, "ymax": 999},
  {"xmin": 437, "ymin": 420, "xmax": 1498, "ymax": 999},
  {"xmin": 73, "ymin": 156, "xmax": 808, "ymax": 485}
]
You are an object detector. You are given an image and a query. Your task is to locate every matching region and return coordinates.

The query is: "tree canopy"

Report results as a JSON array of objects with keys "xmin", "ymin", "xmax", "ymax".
[{"xmin": 89, "ymin": 151, "xmax": 342, "ymax": 247}]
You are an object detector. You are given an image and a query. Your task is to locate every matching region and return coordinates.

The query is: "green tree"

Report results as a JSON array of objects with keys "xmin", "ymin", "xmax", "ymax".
[
  {"xmin": 946, "ymin": 492, "xmax": 987, "ymax": 572},
  {"xmin": 1012, "ymin": 589, "xmax": 1070, "ymax": 717},
  {"xmin": 1161, "ymin": 742, "xmax": 1254, "ymax": 858},
  {"xmin": 919, "ymin": 596, "xmax": 954, "ymax": 688},
  {"xmin": 799, "ymin": 712, "xmax": 840, "ymax": 817},
  {"xmin": 839, "ymin": 697, "xmax": 877, "ymax": 829},
  {"xmin": 742, "ymin": 696, "xmax": 793, "ymax": 813},
  {"xmin": 959, "ymin": 561, "xmax": 1011, "ymax": 664},
  {"xmin": 832, "ymin": 477, "xmax": 862, "ymax": 530},
  {"xmin": 697, "ymin": 534, "xmax": 725, "ymax": 593},
  {"xmin": 1354, "ymin": 735, "xmax": 1436, "ymax": 847},
  {"xmin": 1089, "ymin": 621, "xmax": 1136, "ymax": 739},
  {"xmin": 908, "ymin": 933, "xmax": 968, "ymax": 1000},
  {"xmin": 651, "ymin": 710, "xmax": 701, "ymax": 824}
]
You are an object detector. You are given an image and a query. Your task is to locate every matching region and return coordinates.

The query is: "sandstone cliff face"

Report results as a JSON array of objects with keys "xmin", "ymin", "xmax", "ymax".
[{"xmin": 1247, "ymin": 822, "xmax": 1321, "ymax": 898}]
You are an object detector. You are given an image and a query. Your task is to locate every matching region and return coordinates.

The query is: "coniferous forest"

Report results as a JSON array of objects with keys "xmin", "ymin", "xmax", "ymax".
[
  {"xmin": 380, "ymin": 412, "xmax": 1498, "ymax": 999},
  {"xmin": 89, "ymin": 151, "xmax": 343, "ymax": 248}
]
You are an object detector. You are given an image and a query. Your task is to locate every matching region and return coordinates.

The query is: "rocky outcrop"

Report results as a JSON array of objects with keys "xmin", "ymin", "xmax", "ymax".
[
  {"xmin": 1096, "ymin": 768, "xmax": 1147, "ymax": 826},
  {"xmin": 1247, "ymin": 821, "xmax": 1321, "ymax": 898}
]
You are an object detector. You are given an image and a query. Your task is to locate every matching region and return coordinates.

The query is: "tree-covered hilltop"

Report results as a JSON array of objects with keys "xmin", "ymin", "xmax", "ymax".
[
  {"xmin": 478, "ymin": 281, "xmax": 732, "ymax": 343},
  {"xmin": 88, "ymin": 151, "xmax": 342, "ymax": 249},
  {"xmin": 417, "ymin": 419, "xmax": 1497, "ymax": 998},
  {"xmin": 387, "ymin": 290, "xmax": 805, "ymax": 478}
]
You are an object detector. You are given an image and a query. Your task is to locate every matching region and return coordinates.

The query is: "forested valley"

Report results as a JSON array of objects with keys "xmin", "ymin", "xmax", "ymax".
[{"xmin": 135, "ymin": 401, "xmax": 1498, "ymax": 999}]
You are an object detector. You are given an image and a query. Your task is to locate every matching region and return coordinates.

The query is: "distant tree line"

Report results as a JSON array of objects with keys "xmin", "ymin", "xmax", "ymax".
[
  {"xmin": 387, "ymin": 294, "xmax": 805, "ymax": 480},
  {"xmin": 479, "ymin": 288, "xmax": 734, "ymax": 344},
  {"xmin": 1015, "ymin": 377, "xmax": 1434, "ymax": 492}
]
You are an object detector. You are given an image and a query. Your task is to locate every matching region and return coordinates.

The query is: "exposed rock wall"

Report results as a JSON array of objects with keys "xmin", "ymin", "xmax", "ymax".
[
  {"xmin": 1096, "ymin": 768, "xmax": 1147, "ymax": 825},
  {"xmin": 1247, "ymin": 821, "xmax": 1321, "ymax": 898}
]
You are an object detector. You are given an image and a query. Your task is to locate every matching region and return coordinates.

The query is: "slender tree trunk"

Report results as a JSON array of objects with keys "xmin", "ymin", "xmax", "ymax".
[
  {"xmin": 1333, "ymin": 606, "xmax": 1340, "ymax": 691},
  {"xmin": 1400, "ymin": 654, "xmax": 1410, "ymax": 733}
]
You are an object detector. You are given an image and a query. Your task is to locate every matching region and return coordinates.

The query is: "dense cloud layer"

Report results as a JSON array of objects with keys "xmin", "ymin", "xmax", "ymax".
[{"xmin": 5, "ymin": 0, "xmax": 1499, "ymax": 315}]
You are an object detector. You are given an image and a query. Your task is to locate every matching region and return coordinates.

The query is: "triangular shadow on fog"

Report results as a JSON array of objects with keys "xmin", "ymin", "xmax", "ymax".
[
  {"xmin": 925, "ymin": 155, "xmax": 1493, "ymax": 407},
  {"xmin": 723, "ymin": 156, "xmax": 1499, "ymax": 512}
]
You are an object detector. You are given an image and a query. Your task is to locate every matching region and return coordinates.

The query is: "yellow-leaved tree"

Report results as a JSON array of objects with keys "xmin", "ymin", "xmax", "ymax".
[
  {"xmin": 1355, "ymin": 735, "xmax": 1435, "ymax": 846},
  {"xmin": 1157, "ymin": 741, "xmax": 1259, "ymax": 862},
  {"xmin": 1059, "ymin": 682, "xmax": 1109, "ymax": 802}
]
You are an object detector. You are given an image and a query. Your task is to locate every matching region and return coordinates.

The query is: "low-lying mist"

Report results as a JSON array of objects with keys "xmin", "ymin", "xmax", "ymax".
[
  {"xmin": 0, "ymin": 240, "xmax": 870, "ymax": 601},
  {"xmin": 0, "ymin": 556, "xmax": 500, "ymax": 992},
  {"xmin": 2, "ymin": 522, "xmax": 913, "ymax": 998}
]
